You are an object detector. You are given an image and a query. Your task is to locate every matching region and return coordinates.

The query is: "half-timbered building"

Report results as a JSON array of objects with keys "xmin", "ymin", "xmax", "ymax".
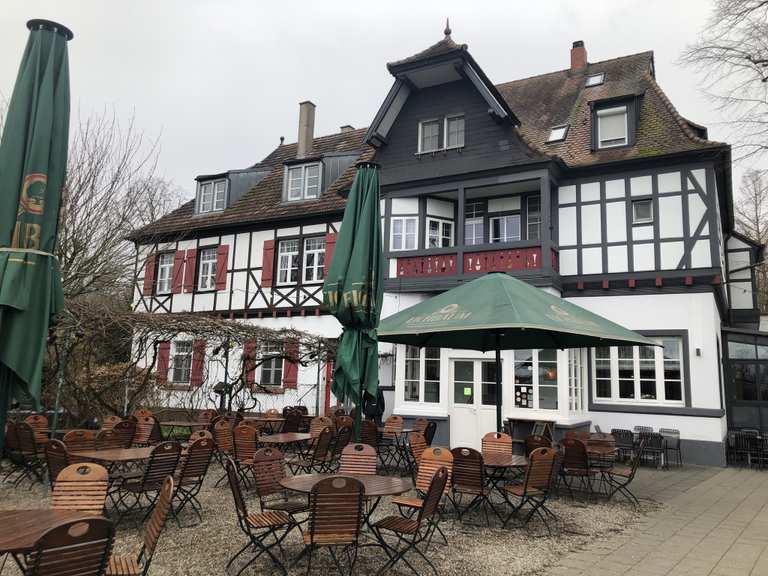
[{"xmin": 131, "ymin": 29, "xmax": 763, "ymax": 464}]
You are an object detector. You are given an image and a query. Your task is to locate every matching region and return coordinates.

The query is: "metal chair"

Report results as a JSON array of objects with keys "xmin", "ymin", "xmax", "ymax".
[
  {"xmin": 95, "ymin": 429, "xmax": 124, "ymax": 451},
  {"xmin": 406, "ymin": 432, "xmax": 428, "ymax": 480},
  {"xmin": 16, "ymin": 421, "xmax": 45, "ymax": 486},
  {"xmin": 251, "ymin": 448, "xmax": 308, "ymax": 520},
  {"xmin": 133, "ymin": 417, "xmax": 161, "ymax": 446},
  {"xmin": 610, "ymin": 428, "xmax": 635, "ymax": 461},
  {"xmin": 423, "ymin": 420, "xmax": 437, "ymax": 446},
  {"xmin": 633, "ymin": 425, "xmax": 653, "ymax": 435},
  {"xmin": 22, "ymin": 517, "xmax": 115, "ymax": 576},
  {"xmin": 379, "ymin": 415, "xmax": 405, "ymax": 471},
  {"xmin": 601, "ymin": 439, "xmax": 646, "ymax": 506},
  {"xmin": 659, "ymin": 428, "xmax": 683, "ymax": 467},
  {"xmin": 286, "ymin": 427, "xmax": 334, "ymax": 474},
  {"xmin": 327, "ymin": 425, "xmax": 353, "ymax": 472},
  {"xmin": 172, "ymin": 435, "xmax": 214, "ymax": 526},
  {"xmin": 51, "ymin": 463, "xmax": 109, "ymax": 516},
  {"xmin": 225, "ymin": 459, "xmax": 293, "ymax": 576},
  {"xmin": 63, "ymin": 429, "xmax": 98, "ymax": 453},
  {"xmin": 450, "ymin": 447, "xmax": 497, "ymax": 523},
  {"xmin": 101, "ymin": 415, "xmax": 122, "ymax": 430},
  {"xmin": 639, "ymin": 432, "xmax": 665, "ymax": 468},
  {"xmin": 359, "ymin": 419, "xmax": 379, "ymax": 449},
  {"xmin": 502, "ymin": 447, "xmax": 561, "ymax": 534},
  {"xmin": 112, "ymin": 420, "xmax": 136, "ymax": 449},
  {"xmin": 24, "ymin": 414, "xmax": 49, "ymax": 446},
  {"xmin": 339, "ymin": 443, "xmax": 377, "ymax": 476},
  {"xmin": 105, "ymin": 476, "xmax": 173, "ymax": 576},
  {"xmin": 45, "ymin": 439, "xmax": 70, "ymax": 487},
  {"xmin": 525, "ymin": 434, "xmax": 551, "ymax": 456},
  {"xmin": 559, "ymin": 438, "xmax": 596, "ymax": 500},
  {"xmin": 233, "ymin": 424, "xmax": 260, "ymax": 486}
]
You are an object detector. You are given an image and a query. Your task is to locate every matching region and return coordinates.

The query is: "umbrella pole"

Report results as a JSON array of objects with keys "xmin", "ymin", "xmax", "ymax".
[{"xmin": 495, "ymin": 331, "xmax": 502, "ymax": 433}]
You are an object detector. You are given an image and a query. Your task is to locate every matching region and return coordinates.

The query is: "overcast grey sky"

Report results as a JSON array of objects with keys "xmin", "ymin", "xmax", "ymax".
[{"xmin": 1, "ymin": 0, "xmax": 760, "ymax": 200}]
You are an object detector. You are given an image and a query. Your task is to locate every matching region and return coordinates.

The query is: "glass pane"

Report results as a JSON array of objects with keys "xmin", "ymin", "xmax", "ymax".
[
  {"xmin": 424, "ymin": 381, "xmax": 440, "ymax": 403},
  {"xmin": 405, "ymin": 358, "xmax": 419, "ymax": 381},
  {"xmin": 639, "ymin": 345, "xmax": 655, "ymax": 360},
  {"xmin": 424, "ymin": 359, "xmax": 440, "ymax": 382},
  {"xmin": 482, "ymin": 382, "xmax": 497, "ymax": 406},
  {"xmin": 664, "ymin": 362, "xmax": 681, "ymax": 382},
  {"xmin": 618, "ymin": 346, "xmax": 633, "ymax": 360},
  {"xmin": 595, "ymin": 346, "xmax": 611, "ymax": 359},
  {"xmin": 454, "ymin": 361, "xmax": 473, "ymax": 383},
  {"xmin": 596, "ymin": 379, "xmax": 611, "ymax": 398},
  {"xmin": 539, "ymin": 386, "xmax": 558, "ymax": 409},
  {"xmin": 619, "ymin": 379, "xmax": 635, "ymax": 399},
  {"xmin": 662, "ymin": 339, "xmax": 680, "ymax": 360},
  {"xmin": 454, "ymin": 361, "xmax": 474, "ymax": 405},
  {"xmin": 404, "ymin": 380, "xmax": 420, "ymax": 402},
  {"xmin": 665, "ymin": 380, "xmax": 682, "ymax": 401},
  {"xmin": 640, "ymin": 379, "xmax": 656, "ymax": 399},
  {"xmin": 729, "ymin": 340, "xmax": 756, "ymax": 359},
  {"xmin": 733, "ymin": 364, "xmax": 757, "ymax": 401},
  {"xmin": 595, "ymin": 359, "xmax": 611, "ymax": 380},
  {"xmin": 425, "ymin": 347, "xmax": 440, "ymax": 359}
]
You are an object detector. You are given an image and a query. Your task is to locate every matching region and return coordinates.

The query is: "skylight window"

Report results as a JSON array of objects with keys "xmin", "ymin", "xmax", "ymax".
[
  {"xmin": 547, "ymin": 125, "xmax": 569, "ymax": 143},
  {"xmin": 585, "ymin": 73, "xmax": 604, "ymax": 87}
]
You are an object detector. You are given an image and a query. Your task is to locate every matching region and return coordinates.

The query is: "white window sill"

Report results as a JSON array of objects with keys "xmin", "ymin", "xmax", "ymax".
[
  {"xmin": 414, "ymin": 146, "xmax": 464, "ymax": 156},
  {"xmin": 593, "ymin": 399, "xmax": 685, "ymax": 408},
  {"xmin": 393, "ymin": 404, "xmax": 448, "ymax": 418}
]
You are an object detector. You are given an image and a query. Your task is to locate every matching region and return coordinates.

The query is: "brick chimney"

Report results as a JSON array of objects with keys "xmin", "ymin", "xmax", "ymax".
[
  {"xmin": 340, "ymin": 125, "xmax": 354, "ymax": 133},
  {"xmin": 571, "ymin": 40, "xmax": 587, "ymax": 72},
  {"xmin": 297, "ymin": 101, "xmax": 315, "ymax": 158}
]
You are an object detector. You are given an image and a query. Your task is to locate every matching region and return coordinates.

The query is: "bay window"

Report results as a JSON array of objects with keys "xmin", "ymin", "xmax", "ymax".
[
  {"xmin": 426, "ymin": 218, "xmax": 454, "ymax": 248},
  {"xmin": 286, "ymin": 163, "xmax": 321, "ymax": 201},
  {"xmin": 197, "ymin": 179, "xmax": 227, "ymax": 214},
  {"xmin": 403, "ymin": 346, "xmax": 440, "ymax": 403},
  {"xmin": 490, "ymin": 214, "xmax": 521, "ymax": 243},
  {"xmin": 513, "ymin": 349, "xmax": 558, "ymax": 409},
  {"xmin": 527, "ymin": 195, "xmax": 541, "ymax": 240},
  {"xmin": 391, "ymin": 217, "xmax": 418, "ymax": 251},
  {"xmin": 597, "ymin": 105, "xmax": 628, "ymax": 148}
]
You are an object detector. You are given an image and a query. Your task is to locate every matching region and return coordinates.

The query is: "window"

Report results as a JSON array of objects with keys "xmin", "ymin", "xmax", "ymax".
[
  {"xmin": 445, "ymin": 115, "xmax": 465, "ymax": 148},
  {"xmin": 277, "ymin": 239, "xmax": 300, "ymax": 285},
  {"xmin": 391, "ymin": 217, "xmax": 418, "ymax": 251},
  {"xmin": 513, "ymin": 349, "xmax": 558, "ymax": 410},
  {"xmin": 197, "ymin": 180, "xmax": 227, "ymax": 214},
  {"xmin": 155, "ymin": 253, "xmax": 174, "ymax": 294},
  {"xmin": 286, "ymin": 163, "xmax": 321, "ymax": 201},
  {"xmin": 632, "ymin": 199, "xmax": 653, "ymax": 224},
  {"xmin": 403, "ymin": 346, "xmax": 440, "ymax": 403},
  {"xmin": 261, "ymin": 343, "xmax": 283, "ymax": 386},
  {"xmin": 593, "ymin": 336, "xmax": 685, "ymax": 405},
  {"xmin": 464, "ymin": 201, "xmax": 485, "ymax": 246},
  {"xmin": 597, "ymin": 105, "xmax": 628, "ymax": 148},
  {"xmin": 303, "ymin": 237, "xmax": 325, "ymax": 283},
  {"xmin": 585, "ymin": 73, "xmax": 605, "ymax": 87},
  {"xmin": 197, "ymin": 247, "xmax": 217, "ymax": 291},
  {"xmin": 568, "ymin": 349, "xmax": 586, "ymax": 412},
  {"xmin": 418, "ymin": 119, "xmax": 441, "ymax": 153},
  {"xmin": 171, "ymin": 341, "xmax": 192, "ymax": 384},
  {"xmin": 426, "ymin": 218, "xmax": 454, "ymax": 248},
  {"xmin": 490, "ymin": 215, "xmax": 521, "ymax": 243},
  {"xmin": 527, "ymin": 195, "xmax": 541, "ymax": 240},
  {"xmin": 547, "ymin": 125, "xmax": 568, "ymax": 143}
]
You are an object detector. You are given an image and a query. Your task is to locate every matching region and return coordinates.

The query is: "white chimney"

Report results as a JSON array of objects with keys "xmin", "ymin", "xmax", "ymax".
[{"xmin": 297, "ymin": 101, "xmax": 316, "ymax": 158}]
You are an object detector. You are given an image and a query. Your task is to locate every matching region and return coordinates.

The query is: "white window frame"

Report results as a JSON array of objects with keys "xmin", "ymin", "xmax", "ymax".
[
  {"xmin": 171, "ymin": 340, "xmax": 193, "ymax": 384},
  {"xmin": 155, "ymin": 253, "xmax": 174, "ymax": 295},
  {"xmin": 261, "ymin": 342, "xmax": 283, "ymax": 386},
  {"xmin": 197, "ymin": 247, "xmax": 217, "ymax": 291},
  {"xmin": 444, "ymin": 114, "xmax": 465, "ymax": 149},
  {"xmin": 417, "ymin": 118, "xmax": 441, "ymax": 154},
  {"xmin": 527, "ymin": 195, "xmax": 542, "ymax": 240},
  {"xmin": 547, "ymin": 125, "xmax": 568, "ymax": 143},
  {"xmin": 277, "ymin": 239, "xmax": 300, "ymax": 285},
  {"xmin": 302, "ymin": 236, "xmax": 325, "ymax": 284},
  {"xmin": 402, "ymin": 345, "xmax": 441, "ymax": 405},
  {"xmin": 197, "ymin": 179, "xmax": 227, "ymax": 214},
  {"xmin": 285, "ymin": 163, "xmax": 322, "ymax": 201},
  {"xmin": 568, "ymin": 349, "xmax": 587, "ymax": 413},
  {"xmin": 426, "ymin": 217, "xmax": 454, "ymax": 248},
  {"xmin": 597, "ymin": 105, "xmax": 628, "ymax": 149},
  {"xmin": 592, "ymin": 337, "xmax": 685, "ymax": 406},
  {"xmin": 586, "ymin": 73, "xmax": 605, "ymax": 87},
  {"xmin": 390, "ymin": 216, "xmax": 418, "ymax": 251},
  {"xmin": 513, "ymin": 349, "xmax": 559, "ymax": 410},
  {"xmin": 632, "ymin": 199, "xmax": 654, "ymax": 224},
  {"xmin": 489, "ymin": 214, "xmax": 521, "ymax": 243}
]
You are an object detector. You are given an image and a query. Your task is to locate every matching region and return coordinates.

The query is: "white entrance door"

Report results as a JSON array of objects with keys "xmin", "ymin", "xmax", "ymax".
[{"xmin": 450, "ymin": 359, "xmax": 499, "ymax": 450}]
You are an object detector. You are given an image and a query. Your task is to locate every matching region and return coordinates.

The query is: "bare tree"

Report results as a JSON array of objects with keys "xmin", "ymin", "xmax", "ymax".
[
  {"xmin": 735, "ymin": 169, "xmax": 768, "ymax": 311},
  {"xmin": 682, "ymin": 1, "xmax": 768, "ymax": 159}
]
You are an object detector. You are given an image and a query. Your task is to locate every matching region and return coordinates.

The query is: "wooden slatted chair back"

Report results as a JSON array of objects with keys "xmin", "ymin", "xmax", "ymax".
[
  {"xmin": 178, "ymin": 436, "xmax": 215, "ymax": 484},
  {"xmin": 408, "ymin": 432, "xmax": 428, "ymax": 470},
  {"xmin": 383, "ymin": 415, "xmax": 403, "ymax": 440},
  {"xmin": 140, "ymin": 442, "xmax": 181, "ymax": 491},
  {"xmin": 25, "ymin": 414, "xmax": 49, "ymax": 445},
  {"xmin": 335, "ymin": 415, "xmax": 354, "ymax": 431},
  {"xmin": 251, "ymin": 447, "xmax": 286, "ymax": 499},
  {"xmin": 196, "ymin": 409, "xmax": 217, "ymax": 429},
  {"xmin": 587, "ymin": 432, "xmax": 616, "ymax": 450},
  {"xmin": 412, "ymin": 417, "xmax": 428, "ymax": 434},
  {"xmin": 282, "ymin": 410, "xmax": 301, "ymax": 433},
  {"xmin": 25, "ymin": 517, "xmax": 114, "ymax": 576},
  {"xmin": 417, "ymin": 466, "xmax": 449, "ymax": 524},
  {"xmin": 332, "ymin": 408, "xmax": 347, "ymax": 417},
  {"xmin": 62, "ymin": 430, "xmax": 97, "ymax": 452},
  {"xmin": 5, "ymin": 421, "xmax": 19, "ymax": 452},
  {"xmin": 16, "ymin": 421, "xmax": 38, "ymax": 457},
  {"xmin": 132, "ymin": 409, "xmax": 154, "ymax": 420},
  {"xmin": 308, "ymin": 476, "xmax": 365, "ymax": 545},
  {"xmin": 101, "ymin": 415, "xmax": 121, "ymax": 430},
  {"xmin": 133, "ymin": 416, "xmax": 161, "ymax": 445},
  {"xmin": 339, "ymin": 443, "xmax": 377, "ymax": 475},
  {"xmin": 525, "ymin": 434, "xmax": 551, "ymax": 456},
  {"xmin": 560, "ymin": 437, "xmax": 589, "ymax": 472},
  {"xmin": 312, "ymin": 427, "xmax": 334, "ymax": 462},
  {"xmin": 141, "ymin": 476, "xmax": 174, "ymax": 563},
  {"xmin": 523, "ymin": 447, "xmax": 557, "ymax": 492},
  {"xmin": 264, "ymin": 408, "xmax": 280, "ymax": 419},
  {"xmin": 112, "ymin": 419, "xmax": 136, "ymax": 448},
  {"xmin": 225, "ymin": 458, "xmax": 250, "ymax": 533},
  {"xmin": 416, "ymin": 447, "xmax": 453, "ymax": 494},
  {"xmin": 51, "ymin": 463, "xmax": 109, "ymax": 515},
  {"xmin": 233, "ymin": 424, "xmax": 259, "ymax": 463},
  {"xmin": 424, "ymin": 420, "xmax": 437, "ymax": 445},
  {"xmin": 564, "ymin": 430, "xmax": 590, "ymax": 442},
  {"xmin": 360, "ymin": 419, "xmax": 379, "ymax": 448},
  {"xmin": 450, "ymin": 447, "xmax": 484, "ymax": 493},
  {"xmin": 309, "ymin": 416, "xmax": 334, "ymax": 438},
  {"xmin": 187, "ymin": 430, "xmax": 213, "ymax": 443},
  {"xmin": 45, "ymin": 440, "xmax": 69, "ymax": 486},
  {"xmin": 95, "ymin": 429, "xmax": 123, "ymax": 450},
  {"xmin": 213, "ymin": 420, "xmax": 234, "ymax": 455},
  {"xmin": 331, "ymin": 425, "xmax": 353, "ymax": 460},
  {"xmin": 481, "ymin": 431, "xmax": 513, "ymax": 456}
]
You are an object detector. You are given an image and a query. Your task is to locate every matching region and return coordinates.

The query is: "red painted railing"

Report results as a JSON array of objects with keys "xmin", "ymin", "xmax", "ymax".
[
  {"xmin": 396, "ymin": 253, "xmax": 457, "ymax": 278},
  {"xmin": 464, "ymin": 247, "xmax": 542, "ymax": 274}
]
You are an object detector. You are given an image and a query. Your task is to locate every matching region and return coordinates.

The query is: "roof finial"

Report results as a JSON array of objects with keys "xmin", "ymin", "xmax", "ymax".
[{"xmin": 444, "ymin": 18, "xmax": 451, "ymax": 37}]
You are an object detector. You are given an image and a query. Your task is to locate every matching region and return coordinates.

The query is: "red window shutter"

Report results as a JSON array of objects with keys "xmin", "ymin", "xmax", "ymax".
[
  {"xmin": 244, "ymin": 340, "xmax": 257, "ymax": 387},
  {"xmin": 324, "ymin": 232, "xmax": 338, "ymax": 275},
  {"xmin": 142, "ymin": 254, "xmax": 156, "ymax": 296},
  {"xmin": 156, "ymin": 341, "xmax": 170, "ymax": 383},
  {"xmin": 183, "ymin": 249, "xmax": 198, "ymax": 293},
  {"xmin": 171, "ymin": 250, "xmax": 185, "ymax": 294},
  {"xmin": 283, "ymin": 340, "xmax": 299, "ymax": 389},
  {"xmin": 261, "ymin": 239, "xmax": 275, "ymax": 288},
  {"xmin": 215, "ymin": 244, "xmax": 229, "ymax": 291},
  {"xmin": 190, "ymin": 339, "xmax": 206, "ymax": 387}
]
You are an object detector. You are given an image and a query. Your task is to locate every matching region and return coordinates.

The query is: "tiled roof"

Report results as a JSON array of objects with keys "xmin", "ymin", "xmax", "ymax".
[{"xmin": 387, "ymin": 34, "xmax": 467, "ymax": 70}]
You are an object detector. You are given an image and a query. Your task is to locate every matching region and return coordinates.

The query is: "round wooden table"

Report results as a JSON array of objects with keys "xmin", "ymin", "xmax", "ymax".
[
  {"xmin": 70, "ymin": 447, "xmax": 154, "ymax": 464},
  {"xmin": 0, "ymin": 510, "xmax": 101, "ymax": 554},
  {"xmin": 483, "ymin": 453, "xmax": 528, "ymax": 500},
  {"xmin": 260, "ymin": 432, "xmax": 313, "ymax": 446}
]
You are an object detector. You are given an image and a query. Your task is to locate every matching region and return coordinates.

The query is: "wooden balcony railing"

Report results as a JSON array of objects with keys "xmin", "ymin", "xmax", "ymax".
[
  {"xmin": 396, "ymin": 253, "xmax": 458, "ymax": 278},
  {"xmin": 395, "ymin": 247, "xmax": 559, "ymax": 279}
]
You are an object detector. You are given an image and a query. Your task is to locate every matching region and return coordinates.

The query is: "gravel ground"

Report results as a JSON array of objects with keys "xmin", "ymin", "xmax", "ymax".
[{"xmin": 0, "ymin": 462, "xmax": 658, "ymax": 575}]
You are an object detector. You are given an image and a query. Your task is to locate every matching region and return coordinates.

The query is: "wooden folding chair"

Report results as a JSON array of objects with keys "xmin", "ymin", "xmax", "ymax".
[
  {"xmin": 251, "ymin": 448, "xmax": 308, "ymax": 520},
  {"xmin": 450, "ymin": 447, "xmax": 498, "ymax": 523},
  {"xmin": 45, "ymin": 439, "xmax": 70, "ymax": 487},
  {"xmin": 16, "ymin": 421, "xmax": 45, "ymax": 487},
  {"xmin": 339, "ymin": 443, "xmax": 377, "ymax": 476},
  {"xmin": 63, "ymin": 429, "xmax": 97, "ymax": 453},
  {"xmin": 286, "ymin": 427, "xmax": 334, "ymax": 474},
  {"xmin": 502, "ymin": 447, "xmax": 561, "ymax": 534},
  {"xmin": 95, "ymin": 429, "xmax": 124, "ymax": 451},
  {"xmin": 51, "ymin": 463, "xmax": 109, "ymax": 516},
  {"xmin": 359, "ymin": 420, "xmax": 379, "ymax": 450},
  {"xmin": 101, "ymin": 415, "xmax": 122, "ymax": 430},
  {"xmin": 172, "ymin": 435, "xmax": 214, "ymax": 526},
  {"xmin": 326, "ymin": 425, "xmax": 353, "ymax": 472},
  {"xmin": 233, "ymin": 424, "xmax": 260, "ymax": 486},
  {"xmin": 406, "ymin": 432, "xmax": 427, "ymax": 479},
  {"xmin": 24, "ymin": 414, "xmax": 49, "ymax": 446},
  {"xmin": 379, "ymin": 415, "xmax": 406, "ymax": 472},
  {"xmin": 22, "ymin": 517, "xmax": 114, "ymax": 576},
  {"xmin": 601, "ymin": 439, "xmax": 646, "ymax": 506},
  {"xmin": 112, "ymin": 420, "xmax": 136, "ymax": 449},
  {"xmin": 133, "ymin": 417, "xmax": 161, "ymax": 446},
  {"xmin": 559, "ymin": 438, "xmax": 597, "ymax": 500}
]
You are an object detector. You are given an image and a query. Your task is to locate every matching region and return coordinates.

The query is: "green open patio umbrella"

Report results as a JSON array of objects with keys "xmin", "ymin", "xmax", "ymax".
[
  {"xmin": 0, "ymin": 20, "xmax": 72, "ymax": 453},
  {"xmin": 322, "ymin": 162, "xmax": 383, "ymax": 441},
  {"xmin": 377, "ymin": 272, "xmax": 657, "ymax": 432}
]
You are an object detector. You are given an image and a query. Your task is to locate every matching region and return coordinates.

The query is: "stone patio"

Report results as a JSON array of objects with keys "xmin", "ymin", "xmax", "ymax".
[{"xmin": 545, "ymin": 466, "xmax": 768, "ymax": 576}]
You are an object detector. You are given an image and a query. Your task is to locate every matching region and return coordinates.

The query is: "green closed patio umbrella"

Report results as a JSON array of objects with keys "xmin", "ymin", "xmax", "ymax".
[
  {"xmin": 0, "ymin": 20, "xmax": 72, "ymax": 453},
  {"xmin": 322, "ymin": 163, "xmax": 384, "ymax": 441},
  {"xmin": 377, "ymin": 272, "xmax": 656, "ymax": 432}
]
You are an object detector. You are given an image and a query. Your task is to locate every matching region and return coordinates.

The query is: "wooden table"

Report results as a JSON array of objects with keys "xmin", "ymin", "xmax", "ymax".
[
  {"xmin": 260, "ymin": 432, "xmax": 312, "ymax": 446},
  {"xmin": 0, "ymin": 510, "xmax": 97, "ymax": 554},
  {"xmin": 70, "ymin": 447, "xmax": 153, "ymax": 464},
  {"xmin": 245, "ymin": 417, "xmax": 284, "ymax": 434},
  {"xmin": 159, "ymin": 420, "xmax": 200, "ymax": 439},
  {"xmin": 483, "ymin": 453, "xmax": 528, "ymax": 499}
]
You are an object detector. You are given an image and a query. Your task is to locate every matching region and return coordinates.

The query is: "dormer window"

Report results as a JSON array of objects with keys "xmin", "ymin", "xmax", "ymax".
[
  {"xmin": 585, "ymin": 73, "xmax": 604, "ymax": 87},
  {"xmin": 596, "ymin": 105, "xmax": 628, "ymax": 148},
  {"xmin": 286, "ymin": 163, "xmax": 321, "ymax": 201},
  {"xmin": 197, "ymin": 179, "xmax": 227, "ymax": 214},
  {"xmin": 417, "ymin": 114, "xmax": 465, "ymax": 153},
  {"xmin": 547, "ymin": 125, "xmax": 568, "ymax": 143}
]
